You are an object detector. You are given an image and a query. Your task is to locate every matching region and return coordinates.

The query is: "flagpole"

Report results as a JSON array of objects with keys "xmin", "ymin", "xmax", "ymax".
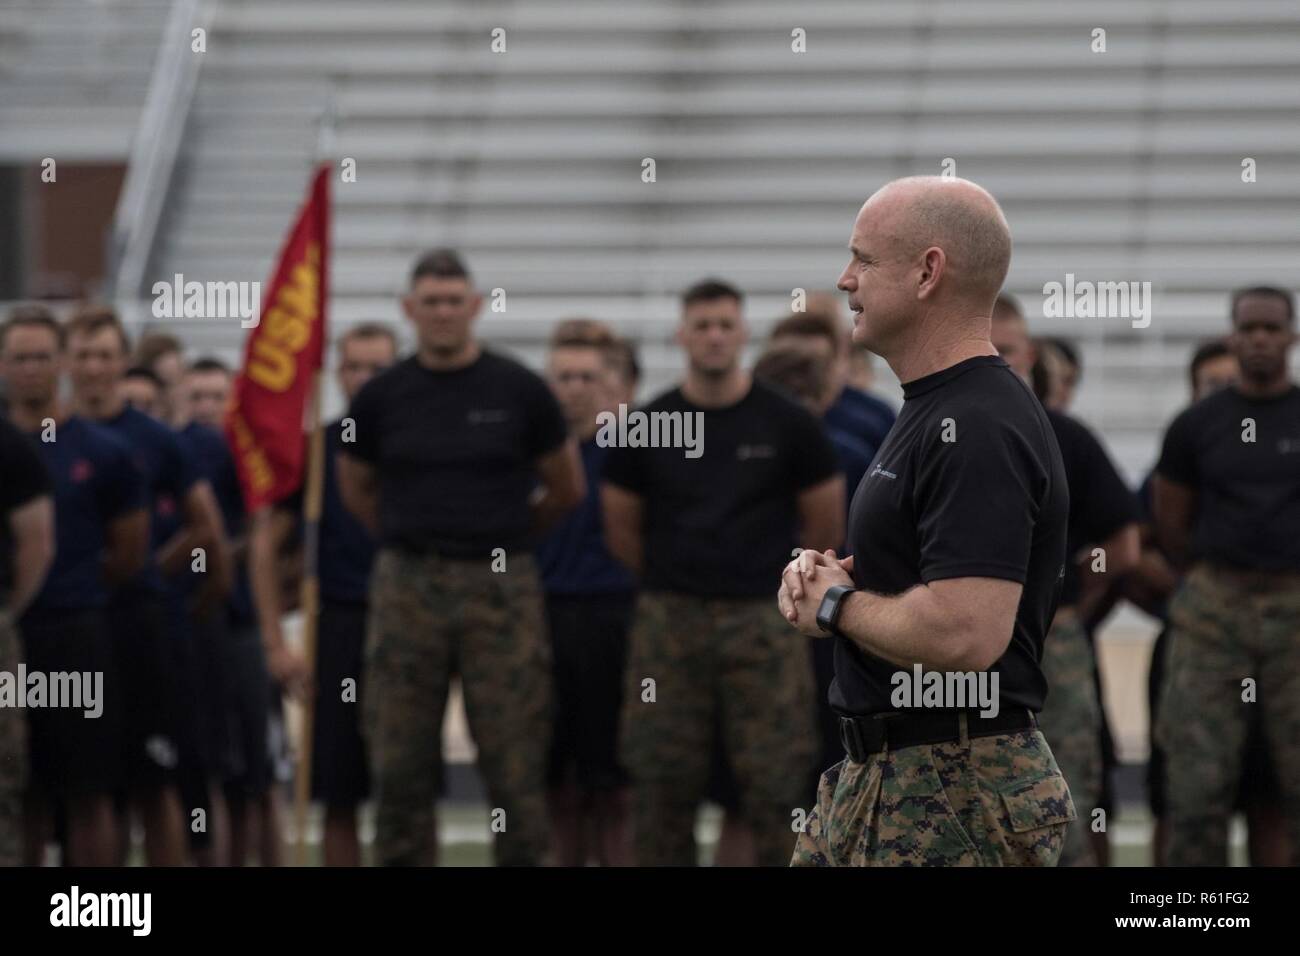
[
  {"xmin": 294, "ymin": 94, "xmax": 335, "ymax": 865},
  {"xmin": 294, "ymin": 370, "xmax": 325, "ymax": 865}
]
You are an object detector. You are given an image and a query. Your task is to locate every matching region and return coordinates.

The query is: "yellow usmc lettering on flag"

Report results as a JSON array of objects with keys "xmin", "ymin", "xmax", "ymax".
[
  {"xmin": 248, "ymin": 243, "xmax": 321, "ymax": 392},
  {"xmin": 228, "ymin": 399, "xmax": 275, "ymax": 497}
]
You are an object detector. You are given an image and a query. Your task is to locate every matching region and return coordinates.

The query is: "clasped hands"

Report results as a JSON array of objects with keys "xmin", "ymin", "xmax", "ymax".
[{"xmin": 777, "ymin": 548, "xmax": 854, "ymax": 637}]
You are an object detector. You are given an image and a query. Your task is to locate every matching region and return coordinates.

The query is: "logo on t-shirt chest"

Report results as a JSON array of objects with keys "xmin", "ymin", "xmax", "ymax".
[
  {"xmin": 736, "ymin": 444, "xmax": 776, "ymax": 461},
  {"xmin": 870, "ymin": 462, "xmax": 898, "ymax": 480},
  {"xmin": 467, "ymin": 408, "xmax": 511, "ymax": 426},
  {"xmin": 69, "ymin": 459, "xmax": 94, "ymax": 483}
]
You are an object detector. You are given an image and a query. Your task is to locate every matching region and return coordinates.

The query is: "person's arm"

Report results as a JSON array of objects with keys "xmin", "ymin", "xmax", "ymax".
[
  {"xmin": 780, "ymin": 551, "xmax": 1022, "ymax": 672},
  {"xmin": 103, "ymin": 508, "xmax": 149, "ymax": 586},
  {"xmin": 337, "ymin": 453, "xmax": 380, "ymax": 536},
  {"xmin": 6, "ymin": 496, "xmax": 54, "ymax": 616},
  {"xmin": 1075, "ymin": 522, "xmax": 1140, "ymax": 623},
  {"xmin": 796, "ymin": 475, "xmax": 845, "ymax": 555},
  {"xmin": 531, "ymin": 438, "xmax": 586, "ymax": 535},
  {"xmin": 248, "ymin": 505, "xmax": 307, "ymax": 693},
  {"xmin": 601, "ymin": 482, "xmax": 644, "ymax": 575},
  {"xmin": 1152, "ymin": 475, "xmax": 1197, "ymax": 573},
  {"xmin": 159, "ymin": 481, "xmax": 233, "ymax": 595}
]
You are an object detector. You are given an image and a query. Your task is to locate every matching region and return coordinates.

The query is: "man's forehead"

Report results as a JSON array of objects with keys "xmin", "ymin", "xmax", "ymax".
[
  {"xmin": 1234, "ymin": 295, "xmax": 1290, "ymax": 322},
  {"xmin": 412, "ymin": 276, "xmax": 472, "ymax": 296}
]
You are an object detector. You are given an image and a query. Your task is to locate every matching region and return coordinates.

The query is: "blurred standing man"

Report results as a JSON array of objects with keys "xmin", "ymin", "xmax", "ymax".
[
  {"xmin": 248, "ymin": 323, "xmax": 397, "ymax": 866},
  {"xmin": 339, "ymin": 249, "xmax": 584, "ymax": 866},
  {"xmin": 990, "ymin": 294, "xmax": 1140, "ymax": 866},
  {"xmin": 538, "ymin": 319, "xmax": 639, "ymax": 866},
  {"xmin": 1154, "ymin": 286, "xmax": 1300, "ymax": 866},
  {"xmin": 65, "ymin": 307, "xmax": 228, "ymax": 866},
  {"xmin": 1, "ymin": 306, "xmax": 148, "ymax": 865},
  {"xmin": 179, "ymin": 357, "xmax": 286, "ymax": 866},
  {"xmin": 782, "ymin": 177, "xmax": 1074, "ymax": 867},
  {"xmin": 603, "ymin": 279, "xmax": 844, "ymax": 867},
  {"xmin": 0, "ymin": 405, "xmax": 54, "ymax": 866},
  {"xmin": 132, "ymin": 333, "xmax": 186, "ymax": 426}
]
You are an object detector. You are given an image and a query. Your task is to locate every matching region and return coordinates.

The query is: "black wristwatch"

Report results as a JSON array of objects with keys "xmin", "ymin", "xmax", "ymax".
[{"xmin": 815, "ymin": 585, "xmax": 857, "ymax": 637}]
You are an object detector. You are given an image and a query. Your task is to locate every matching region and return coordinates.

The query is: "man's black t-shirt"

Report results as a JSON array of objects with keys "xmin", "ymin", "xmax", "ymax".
[
  {"xmin": 830, "ymin": 355, "xmax": 1069, "ymax": 717},
  {"xmin": 603, "ymin": 380, "xmax": 838, "ymax": 597},
  {"xmin": 1156, "ymin": 384, "xmax": 1300, "ymax": 572},
  {"xmin": 343, "ymin": 350, "xmax": 568, "ymax": 557},
  {"xmin": 1046, "ymin": 408, "xmax": 1140, "ymax": 607},
  {"xmin": 0, "ymin": 417, "xmax": 53, "ymax": 601}
]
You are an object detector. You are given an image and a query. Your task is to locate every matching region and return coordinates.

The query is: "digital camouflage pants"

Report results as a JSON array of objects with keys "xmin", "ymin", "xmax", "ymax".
[
  {"xmin": 791, "ymin": 726, "xmax": 1074, "ymax": 866},
  {"xmin": 1156, "ymin": 564, "xmax": 1300, "ymax": 866},
  {"xmin": 620, "ymin": 591, "xmax": 816, "ymax": 866},
  {"xmin": 1036, "ymin": 613, "xmax": 1102, "ymax": 866},
  {"xmin": 364, "ymin": 549, "xmax": 552, "ymax": 866}
]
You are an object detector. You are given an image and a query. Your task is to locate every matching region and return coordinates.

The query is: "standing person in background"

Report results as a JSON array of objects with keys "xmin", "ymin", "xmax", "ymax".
[
  {"xmin": 65, "ymin": 306, "xmax": 228, "ymax": 867},
  {"xmin": 797, "ymin": 295, "xmax": 896, "ymax": 452},
  {"xmin": 1153, "ymin": 286, "xmax": 1300, "ymax": 866},
  {"xmin": 339, "ymin": 249, "xmax": 584, "ymax": 866},
  {"xmin": 752, "ymin": 344, "xmax": 871, "ymax": 811},
  {"xmin": 180, "ymin": 357, "xmax": 287, "ymax": 866},
  {"xmin": 1, "ymin": 305, "xmax": 147, "ymax": 866},
  {"xmin": 0, "ymin": 406, "xmax": 54, "ymax": 867},
  {"xmin": 132, "ymin": 333, "xmax": 187, "ymax": 427},
  {"xmin": 248, "ymin": 323, "xmax": 398, "ymax": 866},
  {"xmin": 538, "ymin": 319, "xmax": 639, "ymax": 866},
  {"xmin": 990, "ymin": 295, "xmax": 1139, "ymax": 866},
  {"xmin": 603, "ymin": 278, "xmax": 843, "ymax": 866}
]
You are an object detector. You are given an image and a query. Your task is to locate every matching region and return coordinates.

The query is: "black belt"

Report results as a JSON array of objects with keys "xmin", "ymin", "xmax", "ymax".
[{"xmin": 839, "ymin": 708, "xmax": 1036, "ymax": 763}]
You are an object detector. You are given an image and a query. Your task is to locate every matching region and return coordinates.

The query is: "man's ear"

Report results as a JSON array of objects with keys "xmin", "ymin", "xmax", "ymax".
[
  {"xmin": 468, "ymin": 291, "xmax": 485, "ymax": 321},
  {"xmin": 917, "ymin": 247, "xmax": 945, "ymax": 299},
  {"xmin": 400, "ymin": 291, "xmax": 417, "ymax": 323}
]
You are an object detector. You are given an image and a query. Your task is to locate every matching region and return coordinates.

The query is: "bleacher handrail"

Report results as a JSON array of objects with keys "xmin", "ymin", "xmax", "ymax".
[{"xmin": 106, "ymin": 0, "xmax": 217, "ymax": 300}]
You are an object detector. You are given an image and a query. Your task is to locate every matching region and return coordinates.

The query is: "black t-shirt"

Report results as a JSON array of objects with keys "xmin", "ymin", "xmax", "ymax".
[
  {"xmin": 603, "ymin": 380, "xmax": 838, "ymax": 597},
  {"xmin": 830, "ymin": 355, "xmax": 1069, "ymax": 717},
  {"xmin": 1156, "ymin": 384, "xmax": 1300, "ymax": 572},
  {"xmin": 0, "ymin": 417, "xmax": 54, "ymax": 602},
  {"xmin": 1046, "ymin": 409, "xmax": 1140, "ymax": 607},
  {"xmin": 342, "ymin": 351, "xmax": 568, "ymax": 557}
]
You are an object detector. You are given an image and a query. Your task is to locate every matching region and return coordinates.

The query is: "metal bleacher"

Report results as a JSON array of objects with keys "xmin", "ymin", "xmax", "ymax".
[{"xmin": 7, "ymin": 0, "xmax": 1300, "ymax": 480}]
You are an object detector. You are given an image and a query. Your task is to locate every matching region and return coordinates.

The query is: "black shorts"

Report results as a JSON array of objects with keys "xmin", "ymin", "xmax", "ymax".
[
  {"xmin": 1146, "ymin": 625, "xmax": 1281, "ymax": 816},
  {"xmin": 18, "ymin": 607, "xmax": 123, "ymax": 798},
  {"xmin": 221, "ymin": 623, "xmax": 273, "ymax": 798},
  {"xmin": 545, "ymin": 592, "xmax": 634, "ymax": 793},
  {"xmin": 109, "ymin": 589, "xmax": 182, "ymax": 788},
  {"xmin": 171, "ymin": 602, "xmax": 229, "ymax": 847},
  {"xmin": 310, "ymin": 600, "xmax": 370, "ymax": 807}
]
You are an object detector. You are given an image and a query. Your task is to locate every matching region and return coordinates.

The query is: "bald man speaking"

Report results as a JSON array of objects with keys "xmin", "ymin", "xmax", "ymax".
[{"xmin": 779, "ymin": 177, "xmax": 1075, "ymax": 866}]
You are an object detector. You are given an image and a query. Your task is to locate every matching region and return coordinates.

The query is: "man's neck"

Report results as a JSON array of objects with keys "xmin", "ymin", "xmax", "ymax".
[
  {"xmin": 681, "ymin": 367, "xmax": 750, "ymax": 409},
  {"xmin": 416, "ymin": 340, "xmax": 480, "ymax": 372},
  {"xmin": 886, "ymin": 315, "xmax": 998, "ymax": 385},
  {"xmin": 9, "ymin": 398, "xmax": 64, "ymax": 432},
  {"xmin": 1235, "ymin": 374, "xmax": 1294, "ymax": 401},
  {"xmin": 73, "ymin": 392, "xmax": 124, "ymax": 422}
]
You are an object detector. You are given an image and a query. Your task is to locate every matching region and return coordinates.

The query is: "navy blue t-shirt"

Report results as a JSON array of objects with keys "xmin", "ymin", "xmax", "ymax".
[
  {"xmin": 826, "ymin": 422, "xmax": 874, "ymax": 554},
  {"xmin": 824, "ymin": 385, "xmax": 895, "ymax": 452},
  {"xmin": 24, "ymin": 415, "xmax": 145, "ymax": 612},
  {"xmin": 537, "ymin": 437, "xmax": 637, "ymax": 597},
  {"xmin": 101, "ymin": 405, "xmax": 200, "ymax": 594}
]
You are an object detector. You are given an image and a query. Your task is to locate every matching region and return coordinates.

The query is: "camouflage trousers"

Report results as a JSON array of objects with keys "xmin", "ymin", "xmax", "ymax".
[
  {"xmin": 0, "ymin": 611, "xmax": 25, "ymax": 866},
  {"xmin": 1036, "ymin": 613, "xmax": 1102, "ymax": 866},
  {"xmin": 791, "ymin": 726, "xmax": 1074, "ymax": 866},
  {"xmin": 363, "ymin": 549, "xmax": 552, "ymax": 866},
  {"xmin": 620, "ymin": 592, "xmax": 815, "ymax": 866},
  {"xmin": 1156, "ymin": 564, "xmax": 1300, "ymax": 866}
]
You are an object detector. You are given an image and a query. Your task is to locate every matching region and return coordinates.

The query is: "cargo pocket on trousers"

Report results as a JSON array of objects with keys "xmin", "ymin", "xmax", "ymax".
[{"xmin": 997, "ymin": 772, "xmax": 1076, "ymax": 866}]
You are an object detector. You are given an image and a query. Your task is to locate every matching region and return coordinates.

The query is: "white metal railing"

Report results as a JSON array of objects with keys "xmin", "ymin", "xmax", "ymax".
[{"xmin": 106, "ymin": 0, "xmax": 217, "ymax": 299}]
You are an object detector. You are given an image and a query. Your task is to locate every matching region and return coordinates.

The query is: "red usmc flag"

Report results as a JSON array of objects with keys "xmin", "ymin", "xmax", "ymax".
[{"xmin": 225, "ymin": 164, "xmax": 329, "ymax": 511}]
